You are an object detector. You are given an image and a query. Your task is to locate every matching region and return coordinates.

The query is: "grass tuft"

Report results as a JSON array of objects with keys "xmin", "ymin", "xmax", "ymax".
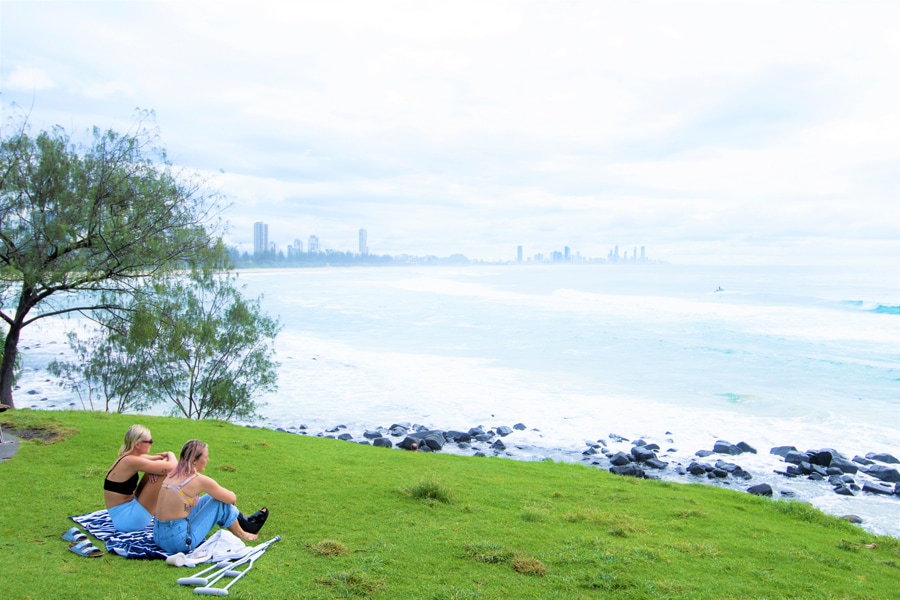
[
  {"xmin": 510, "ymin": 552, "xmax": 547, "ymax": 576},
  {"xmin": 314, "ymin": 569, "xmax": 384, "ymax": 595},
  {"xmin": 406, "ymin": 478, "xmax": 453, "ymax": 504},
  {"xmin": 463, "ymin": 541, "xmax": 510, "ymax": 564},
  {"xmin": 309, "ymin": 539, "xmax": 350, "ymax": 556}
]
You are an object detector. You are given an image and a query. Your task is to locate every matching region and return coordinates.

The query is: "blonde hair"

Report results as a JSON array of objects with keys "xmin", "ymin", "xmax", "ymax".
[
  {"xmin": 172, "ymin": 440, "xmax": 208, "ymax": 478},
  {"xmin": 119, "ymin": 425, "xmax": 151, "ymax": 457}
]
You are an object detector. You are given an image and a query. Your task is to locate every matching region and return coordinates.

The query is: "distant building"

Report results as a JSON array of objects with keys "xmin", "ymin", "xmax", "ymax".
[
  {"xmin": 253, "ymin": 222, "xmax": 268, "ymax": 255},
  {"xmin": 359, "ymin": 228, "xmax": 368, "ymax": 256},
  {"xmin": 517, "ymin": 245, "xmax": 523, "ymax": 262},
  {"xmin": 308, "ymin": 235, "xmax": 320, "ymax": 253}
]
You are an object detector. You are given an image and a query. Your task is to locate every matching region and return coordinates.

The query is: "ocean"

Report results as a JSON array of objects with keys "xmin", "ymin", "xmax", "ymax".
[{"xmin": 16, "ymin": 263, "xmax": 900, "ymax": 536}]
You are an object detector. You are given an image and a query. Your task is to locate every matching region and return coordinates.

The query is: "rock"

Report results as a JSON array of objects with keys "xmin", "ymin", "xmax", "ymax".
[
  {"xmin": 372, "ymin": 437, "xmax": 393, "ymax": 448},
  {"xmin": 862, "ymin": 481, "xmax": 895, "ymax": 496},
  {"xmin": 714, "ymin": 460, "xmax": 740, "ymax": 474},
  {"xmin": 770, "ymin": 445, "xmax": 797, "ymax": 457},
  {"xmin": 496, "ymin": 425, "xmax": 514, "ymax": 437},
  {"xmin": 829, "ymin": 456, "xmax": 859, "ymax": 474},
  {"xmin": 736, "ymin": 441, "xmax": 757, "ymax": 454},
  {"xmin": 784, "ymin": 450, "xmax": 809, "ymax": 465},
  {"xmin": 747, "ymin": 483, "xmax": 773, "ymax": 496},
  {"xmin": 864, "ymin": 465, "xmax": 900, "ymax": 483},
  {"xmin": 398, "ymin": 436, "xmax": 419, "ymax": 450},
  {"xmin": 491, "ymin": 439, "xmax": 506, "ymax": 451},
  {"xmin": 609, "ymin": 464, "xmax": 645, "ymax": 478},
  {"xmin": 733, "ymin": 468, "xmax": 752, "ymax": 480},
  {"xmin": 631, "ymin": 446, "xmax": 657, "ymax": 462},
  {"xmin": 695, "ymin": 450, "xmax": 714, "ymax": 458},
  {"xmin": 834, "ymin": 485, "xmax": 855, "ymax": 496},
  {"xmin": 412, "ymin": 431, "xmax": 446, "ymax": 451},
  {"xmin": 645, "ymin": 457, "xmax": 669, "ymax": 470},
  {"xmin": 686, "ymin": 462, "xmax": 709, "ymax": 476},
  {"xmin": 866, "ymin": 452, "xmax": 900, "ymax": 464},
  {"xmin": 852, "ymin": 455, "xmax": 875, "ymax": 466},
  {"xmin": 808, "ymin": 451, "xmax": 833, "ymax": 467},
  {"xmin": 609, "ymin": 433, "xmax": 629, "ymax": 443},
  {"xmin": 363, "ymin": 430, "xmax": 383, "ymax": 439},
  {"xmin": 337, "ymin": 433, "xmax": 353, "ymax": 441},
  {"xmin": 841, "ymin": 515, "xmax": 864, "ymax": 524},
  {"xmin": 468, "ymin": 426, "xmax": 485, "ymax": 436},
  {"xmin": 609, "ymin": 451, "xmax": 632, "ymax": 466},
  {"xmin": 713, "ymin": 440, "xmax": 743, "ymax": 455},
  {"xmin": 444, "ymin": 430, "xmax": 472, "ymax": 443},
  {"xmin": 513, "ymin": 423, "xmax": 527, "ymax": 431}
]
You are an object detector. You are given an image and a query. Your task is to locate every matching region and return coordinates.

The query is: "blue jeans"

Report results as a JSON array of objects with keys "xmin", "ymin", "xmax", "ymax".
[
  {"xmin": 153, "ymin": 496, "xmax": 239, "ymax": 554},
  {"xmin": 108, "ymin": 497, "xmax": 152, "ymax": 532}
]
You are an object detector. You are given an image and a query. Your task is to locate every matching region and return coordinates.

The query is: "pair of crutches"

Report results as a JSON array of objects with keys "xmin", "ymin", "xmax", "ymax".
[{"xmin": 177, "ymin": 535, "xmax": 281, "ymax": 596}]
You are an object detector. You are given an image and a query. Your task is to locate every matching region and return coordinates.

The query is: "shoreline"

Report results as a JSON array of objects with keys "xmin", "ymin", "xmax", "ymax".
[{"xmin": 257, "ymin": 418, "xmax": 900, "ymax": 538}]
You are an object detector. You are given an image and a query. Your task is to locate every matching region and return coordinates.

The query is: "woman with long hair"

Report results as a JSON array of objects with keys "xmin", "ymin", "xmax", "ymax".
[
  {"xmin": 153, "ymin": 439, "xmax": 266, "ymax": 553},
  {"xmin": 104, "ymin": 425, "xmax": 177, "ymax": 532}
]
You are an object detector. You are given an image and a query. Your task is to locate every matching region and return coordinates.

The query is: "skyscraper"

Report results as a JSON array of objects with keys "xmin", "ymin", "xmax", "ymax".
[
  {"xmin": 308, "ymin": 235, "xmax": 320, "ymax": 253},
  {"xmin": 359, "ymin": 228, "xmax": 368, "ymax": 256},
  {"xmin": 253, "ymin": 222, "xmax": 268, "ymax": 255}
]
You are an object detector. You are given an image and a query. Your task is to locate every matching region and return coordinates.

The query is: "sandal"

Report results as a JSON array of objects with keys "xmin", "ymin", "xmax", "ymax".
[
  {"xmin": 62, "ymin": 527, "xmax": 87, "ymax": 544},
  {"xmin": 69, "ymin": 539, "xmax": 104, "ymax": 558},
  {"xmin": 238, "ymin": 507, "xmax": 268, "ymax": 534}
]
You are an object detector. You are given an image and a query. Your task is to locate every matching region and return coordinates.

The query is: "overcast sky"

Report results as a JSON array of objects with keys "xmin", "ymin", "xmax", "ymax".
[{"xmin": 2, "ymin": 1, "xmax": 898, "ymax": 265}]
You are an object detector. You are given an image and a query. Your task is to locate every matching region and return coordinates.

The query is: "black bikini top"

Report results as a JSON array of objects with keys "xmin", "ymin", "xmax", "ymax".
[{"xmin": 104, "ymin": 456, "xmax": 139, "ymax": 495}]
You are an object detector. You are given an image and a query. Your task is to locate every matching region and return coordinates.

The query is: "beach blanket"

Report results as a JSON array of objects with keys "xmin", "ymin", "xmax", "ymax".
[{"xmin": 70, "ymin": 509, "xmax": 167, "ymax": 560}]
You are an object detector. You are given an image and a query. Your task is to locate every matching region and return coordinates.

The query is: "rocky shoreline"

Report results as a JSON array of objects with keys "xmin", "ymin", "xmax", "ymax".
[{"xmin": 261, "ymin": 420, "xmax": 900, "ymax": 525}]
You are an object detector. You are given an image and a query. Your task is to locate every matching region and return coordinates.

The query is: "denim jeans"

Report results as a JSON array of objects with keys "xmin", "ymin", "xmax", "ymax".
[
  {"xmin": 108, "ymin": 497, "xmax": 152, "ymax": 532},
  {"xmin": 153, "ymin": 496, "xmax": 239, "ymax": 554}
]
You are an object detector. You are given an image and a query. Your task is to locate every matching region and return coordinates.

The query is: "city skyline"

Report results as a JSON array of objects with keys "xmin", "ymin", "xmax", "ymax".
[{"xmin": 246, "ymin": 222, "xmax": 655, "ymax": 264}]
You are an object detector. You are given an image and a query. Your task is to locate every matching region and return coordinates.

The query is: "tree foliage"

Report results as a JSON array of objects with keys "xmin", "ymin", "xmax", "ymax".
[
  {"xmin": 51, "ymin": 272, "xmax": 281, "ymax": 419},
  {"xmin": 0, "ymin": 110, "xmax": 222, "ymax": 408}
]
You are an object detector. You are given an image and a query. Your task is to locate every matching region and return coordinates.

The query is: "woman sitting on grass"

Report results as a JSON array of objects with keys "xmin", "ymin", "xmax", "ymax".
[
  {"xmin": 153, "ymin": 439, "xmax": 265, "ymax": 554},
  {"xmin": 104, "ymin": 425, "xmax": 177, "ymax": 532}
]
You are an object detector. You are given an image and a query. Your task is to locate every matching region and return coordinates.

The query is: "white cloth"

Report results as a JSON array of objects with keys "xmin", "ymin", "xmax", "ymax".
[{"xmin": 166, "ymin": 530, "xmax": 251, "ymax": 567}]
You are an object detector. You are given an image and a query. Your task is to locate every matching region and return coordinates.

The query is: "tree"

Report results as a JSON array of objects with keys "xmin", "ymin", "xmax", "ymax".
[
  {"xmin": 49, "ymin": 271, "xmax": 280, "ymax": 419},
  {"xmin": 0, "ymin": 111, "xmax": 222, "ymax": 408},
  {"xmin": 134, "ymin": 272, "xmax": 281, "ymax": 419}
]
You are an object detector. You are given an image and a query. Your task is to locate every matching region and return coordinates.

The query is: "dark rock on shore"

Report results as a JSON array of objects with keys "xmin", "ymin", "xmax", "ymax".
[
  {"xmin": 747, "ymin": 483, "xmax": 773, "ymax": 496},
  {"xmin": 867, "ymin": 452, "xmax": 899, "ymax": 464},
  {"xmin": 864, "ymin": 465, "xmax": 900, "ymax": 483}
]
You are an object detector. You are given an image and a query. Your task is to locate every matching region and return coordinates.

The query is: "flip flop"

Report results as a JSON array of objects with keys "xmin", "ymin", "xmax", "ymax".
[
  {"xmin": 69, "ymin": 539, "xmax": 104, "ymax": 558},
  {"xmin": 62, "ymin": 527, "xmax": 88, "ymax": 544},
  {"xmin": 238, "ymin": 507, "xmax": 268, "ymax": 534}
]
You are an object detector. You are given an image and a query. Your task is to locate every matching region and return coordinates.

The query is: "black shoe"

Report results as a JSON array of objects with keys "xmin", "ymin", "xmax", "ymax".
[{"xmin": 238, "ymin": 507, "xmax": 268, "ymax": 534}]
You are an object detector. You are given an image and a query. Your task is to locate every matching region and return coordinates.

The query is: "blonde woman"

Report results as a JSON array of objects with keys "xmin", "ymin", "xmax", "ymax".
[
  {"xmin": 153, "ymin": 439, "xmax": 262, "ymax": 554},
  {"xmin": 104, "ymin": 425, "xmax": 177, "ymax": 532}
]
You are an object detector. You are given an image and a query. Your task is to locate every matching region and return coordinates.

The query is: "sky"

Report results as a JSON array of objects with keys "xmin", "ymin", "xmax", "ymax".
[{"xmin": 2, "ymin": 0, "xmax": 899, "ymax": 265}]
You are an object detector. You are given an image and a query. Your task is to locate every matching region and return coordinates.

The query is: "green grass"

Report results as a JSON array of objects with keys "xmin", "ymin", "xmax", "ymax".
[{"xmin": 1, "ymin": 409, "xmax": 897, "ymax": 599}]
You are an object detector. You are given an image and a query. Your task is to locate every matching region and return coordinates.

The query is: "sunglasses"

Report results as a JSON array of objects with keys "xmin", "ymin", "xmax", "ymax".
[{"xmin": 141, "ymin": 439, "xmax": 153, "ymax": 444}]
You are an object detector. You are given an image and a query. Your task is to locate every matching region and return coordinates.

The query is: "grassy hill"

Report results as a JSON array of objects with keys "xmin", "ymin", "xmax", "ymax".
[{"xmin": 1, "ymin": 409, "xmax": 896, "ymax": 599}]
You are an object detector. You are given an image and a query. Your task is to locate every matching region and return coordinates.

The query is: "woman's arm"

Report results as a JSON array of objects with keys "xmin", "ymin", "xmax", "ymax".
[
  {"xmin": 197, "ymin": 475, "xmax": 238, "ymax": 505},
  {"xmin": 125, "ymin": 453, "xmax": 177, "ymax": 477}
]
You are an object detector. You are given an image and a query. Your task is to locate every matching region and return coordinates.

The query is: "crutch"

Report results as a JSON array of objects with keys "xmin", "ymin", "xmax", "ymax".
[
  {"xmin": 194, "ymin": 535, "xmax": 280, "ymax": 596},
  {"xmin": 177, "ymin": 536, "xmax": 279, "ymax": 587},
  {"xmin": 177, "ymin": 558, "xmax": 241, "ymax": 587}
]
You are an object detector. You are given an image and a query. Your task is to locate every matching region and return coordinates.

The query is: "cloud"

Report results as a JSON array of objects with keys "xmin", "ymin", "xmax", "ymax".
[
  {"xmin": 4, "ymin": 65, "xmax": 55, "ymax": 91},
  {"xmin": 2, "ymin": 0, "xmax": 899, "ymax": 265}
]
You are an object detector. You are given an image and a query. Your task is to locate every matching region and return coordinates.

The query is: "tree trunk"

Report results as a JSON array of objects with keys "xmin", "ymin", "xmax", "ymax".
[{"xmin": 0, "ymin": 323, "xmax": 23, "ymax": 409}]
